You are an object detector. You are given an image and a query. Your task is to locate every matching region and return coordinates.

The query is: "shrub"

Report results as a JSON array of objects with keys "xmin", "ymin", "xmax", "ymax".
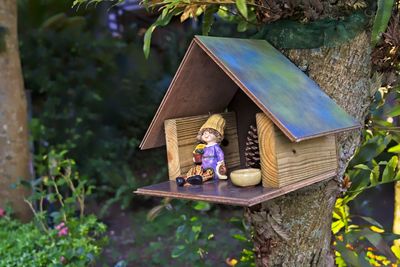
[
  {"xmin": 1, "ymin": 150, "xmax": 108, "ymax": 266},
  {"xmin": 0, "ymin": 214, "xmax": 106, "ymax": 266}
]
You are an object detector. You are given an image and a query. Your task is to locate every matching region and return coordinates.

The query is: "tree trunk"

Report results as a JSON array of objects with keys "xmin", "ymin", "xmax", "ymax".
[
  {"xmin": 246, "ymin": 32, "xmax": 377, "ymax": 266},
  {"xmin": 0, "ymin": 0, "xmax": 32, "ymax": 221}
]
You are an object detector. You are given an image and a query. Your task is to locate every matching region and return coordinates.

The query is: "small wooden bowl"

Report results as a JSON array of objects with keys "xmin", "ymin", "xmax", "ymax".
[{"xmin": 230, "ymin": 168, "xmax": 261, "ymax": 187}]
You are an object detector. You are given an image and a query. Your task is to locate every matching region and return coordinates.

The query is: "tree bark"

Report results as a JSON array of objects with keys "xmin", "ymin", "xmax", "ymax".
[
  {"xmin": 0, "ymin": 0, "xmax": 32, "ymax": 221},
  {"xmin": 246, "ymin": 32, "xmax": 377, "ymax": 266}
]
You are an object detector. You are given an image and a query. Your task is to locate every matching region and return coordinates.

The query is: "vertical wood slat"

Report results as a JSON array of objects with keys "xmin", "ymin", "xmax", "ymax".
[
  {"xmin": 256, "ymin": 113, "xmax": 278, "ymax": 187},
  {"xmin": 256, "ymin": 113, "xmax": 337, "ymax": 188},
  {"xmin": 164, "ymin": 112, "xmax": 240, "ymax": 180},
  {"xmin": 165, "ymin": 119, "xmax": 180, "ymax": 179}
]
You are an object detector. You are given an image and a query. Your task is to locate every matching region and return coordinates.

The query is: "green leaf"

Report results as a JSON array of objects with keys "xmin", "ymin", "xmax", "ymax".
[
  {"xmin": 357, "ymin": 216, "xmax": 384, "ymax": 229},
  {"xmin": 332, "ymin": 211, "xmax": 342, "ymax": 220},
  {"xmin": 171, "ymin": 245, "xmax": 186, "ymax": 258},
  {"xmin": 202, "ymin": 5, "xmax": 219, "ymax": 36},
  {"xmin": 388, "ymin": 144, "xmax": 400, "ymax": 153},
  {"xmin": 394, "ymin": 170, "xmax": 400, "ymax": 181},
  {"xmin": 217, "ymin": 6, "xmax": 234, "ymax": 22},
  {"xmin": 370, "ymin": 165, "xmax": 380, "ymax": 186},
  {"xmin": 382, "ymin": 156, "xmax": 398, "ymax": 182},
  {"xmin": 353, "ymin": 164, "xmax": 370, "ymax": 171},
  {"xmin": 391, "ymin": 245, "xmax": 400, "ymax": 259},
  {"xmin": 143, "ymin": 8, "xmax": 181, "ymax": 59},
  {"xmin": 347, "ymin": 169, "xmax": 370, "ymax": 196},
  {"xmin": 358, "ymin": 252, "xmax": 375, "ymax": 267},
  {"xmin": 371, "ymin": 0, "xmax": 394, "ymax": 46},
  {"xmin": 386, "ymin": 105, "xmax": 400, "ymax": 117},
  {"xmin": 176, "ymin": 225, "xmax": 186, "ymax": 237},
  {"xmin": 237, "ymin": 20, "xmax": 248, "ymax": 32},
  {"xmin": 143, "ymin": 25, "xmax": 156, "ymax": 60},
  {"xmin": 361, "ymin": 228, "xmax": 396, "ymax": 261},
  {"xmin": 192, "ymin": 225, "xmax": 202, "ymax": 233},
  {"xmin": 335, "ymin": 241, "xmax": 360, "ymax": 267},
  {"xmin": 349, "ymin": 135, "xmax": 391, "ymax": 166},
  {"xmin": 193, "ymin": 201, "xmax": 211, "ymax": 211},
  {"xmin": 232, "ymin": 233, "xmax": 248, "ymax": 242},
  {"xmin": 332, "ymin": 220, "xmax": 346, "ymax": 234},
  {"xmin": 235, "ymin": 0, "xmax": 248, "ymax": 19}
]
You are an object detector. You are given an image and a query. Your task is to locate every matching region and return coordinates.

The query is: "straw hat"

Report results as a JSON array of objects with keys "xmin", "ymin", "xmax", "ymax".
[{"xmin": 200, "ymin": 114, "xmax": 226, "ymax": 137}]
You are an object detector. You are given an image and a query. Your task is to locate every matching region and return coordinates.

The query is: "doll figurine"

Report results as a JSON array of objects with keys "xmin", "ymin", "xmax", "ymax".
[{"xmin": 176, "ymin": 114, "xmax": 227, "ymax": 186}]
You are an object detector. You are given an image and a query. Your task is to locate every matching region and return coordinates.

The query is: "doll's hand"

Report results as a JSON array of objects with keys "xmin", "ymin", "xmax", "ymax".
[
  {"xmin": 219, "ymin": 163, "xmax": 227, "ymax": 175},
  {"xmin": 216, "ymin": 161, "xmax": 227, "ymax": 180}
]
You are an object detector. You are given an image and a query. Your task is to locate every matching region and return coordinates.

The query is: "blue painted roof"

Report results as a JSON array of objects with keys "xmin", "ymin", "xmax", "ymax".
[{"xmin": 195, "ymin": 36, "xmax": 361, "ymax": 141}]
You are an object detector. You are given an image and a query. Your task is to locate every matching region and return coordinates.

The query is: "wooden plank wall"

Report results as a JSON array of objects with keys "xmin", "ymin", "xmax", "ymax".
[
  {"xmin": 165, "ymin": 112, "xmax": 240, "ymax": 180},
  {"xmin": 256, "ymin": 113, "xmax": 337, "ymax": 188}
]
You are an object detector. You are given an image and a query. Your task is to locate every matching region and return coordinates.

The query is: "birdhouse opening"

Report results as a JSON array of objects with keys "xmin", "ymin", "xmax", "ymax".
[{"xmin": 227, "ymin": 89, "xmax": 263, "ymax": 168}]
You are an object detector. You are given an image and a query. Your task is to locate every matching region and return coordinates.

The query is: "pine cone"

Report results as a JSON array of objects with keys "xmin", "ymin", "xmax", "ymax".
[{"xmin": 245, "ymin": 125, "xmax": 260, "ymax": 169}]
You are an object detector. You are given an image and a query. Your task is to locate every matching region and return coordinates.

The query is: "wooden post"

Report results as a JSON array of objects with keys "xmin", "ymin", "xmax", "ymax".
[{"xmin": 0, "ymin": 0, "xmax": 32, "ymax": 221}]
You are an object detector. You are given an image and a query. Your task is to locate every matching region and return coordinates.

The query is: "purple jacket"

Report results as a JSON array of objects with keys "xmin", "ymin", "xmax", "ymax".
[{"xmin": 201, "ymin": 144, "xmax": 224, "ymax": 177}]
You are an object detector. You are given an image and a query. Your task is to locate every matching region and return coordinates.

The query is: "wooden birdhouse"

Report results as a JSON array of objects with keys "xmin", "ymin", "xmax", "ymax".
[{"xmin": 135, "ymin": 36, "xmax": 361, "ymax": 206}]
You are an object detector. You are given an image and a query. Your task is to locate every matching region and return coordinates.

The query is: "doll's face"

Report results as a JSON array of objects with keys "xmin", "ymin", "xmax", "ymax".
[{"xmin": 201, "ymin": 130, "xmax": 218, "ymax": 144}]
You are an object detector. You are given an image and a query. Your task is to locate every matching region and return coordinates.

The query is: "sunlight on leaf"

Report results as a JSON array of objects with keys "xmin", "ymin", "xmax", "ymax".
[
  {"xmin": 371, "ymin": 0, "xmax": 395, "ymax": 46},
  {"xmin": 370, "ymin": 226, "xmax": 385, "ymax": 233},
  {"xmin": 235, "ymin": 0, "xmax": 248, "ymax": 19},
  {"xmin": 391, "ymin": 245, "xmax": 400, "ymax": 259},
  {"xmin": 382, "ymin": 156, "xmax": 398, "ymax": 182},
  {"xmin": 388, "ymin": 144, "xmax": 400, "ymax": 153}
]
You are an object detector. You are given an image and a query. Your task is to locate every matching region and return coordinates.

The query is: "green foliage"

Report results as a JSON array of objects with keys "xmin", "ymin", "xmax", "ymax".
[
  {"xmin": 146, "ymin": 201, "xmax": 219, "ymax": 265},
  {"xmin": 332, "ymin": 85, "xmax": 400, "ymax": 266},
  {"xmin": 228, "ymin": 217, "xmax": 255, "ymax": 267},
  {"xmin": 73, "ymin": 0, "xmax": 379, "ymax": 56},
  {"xmin": 17, "ymin": 0, "xmax": 88, "ymax": 33},
  {"xmin": 235, "ymin": 0, "xmax": 248, "ymax": 19},
  {"xmin": 70, "ymin": 0, "xmax": 398, "ymax": 57},
  {"xmin": 171, "ymin": 214, "xmax": 213, "ymax": 263},
  {"xmin": 143, "ymin": 7, "xmax": 182, "ymax": 58},
  {"xmin": 332, "ymin": 196, "xmax": 399, "ymax": 266},
  {"xmin": 1, "ymin": 150, "xmax": 107, "ymax": 266},
  {"xmin": 21, "ymin": 25, "xmax": 168, "ymax": 207},
  {"xmin": 0, "ymin": 214, "xmax": 106, "ymax": 266},
  {"xmin": 139, "ymin": 0, "xmax": 258, "ymax": 58},
  {"xmin": 344, "ymin": 88, "xmax": 400, "ymax": 201},
  {"xmin": 111, "ymin": 200, "xmax": 245, "ymax": 266},
  {"xmin": 25, "ymin": 150, "xmax": 94, "ymax": 223},
  {"xmin": 371, "ymin": 0, "xmax": 395, "ymax": 46},
  {"xmin": 202, "ymin": 5, "xmax": 219, "ymax": 36},
  {"xmin": 72, "ymin": 0, "xmax": 123, "ymax": 6}
]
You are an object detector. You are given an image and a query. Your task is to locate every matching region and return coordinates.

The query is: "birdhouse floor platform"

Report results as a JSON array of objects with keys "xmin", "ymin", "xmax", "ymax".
[{"xmin": 135, "ymin": 171, "xmax": 336, "ymax": 207}]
